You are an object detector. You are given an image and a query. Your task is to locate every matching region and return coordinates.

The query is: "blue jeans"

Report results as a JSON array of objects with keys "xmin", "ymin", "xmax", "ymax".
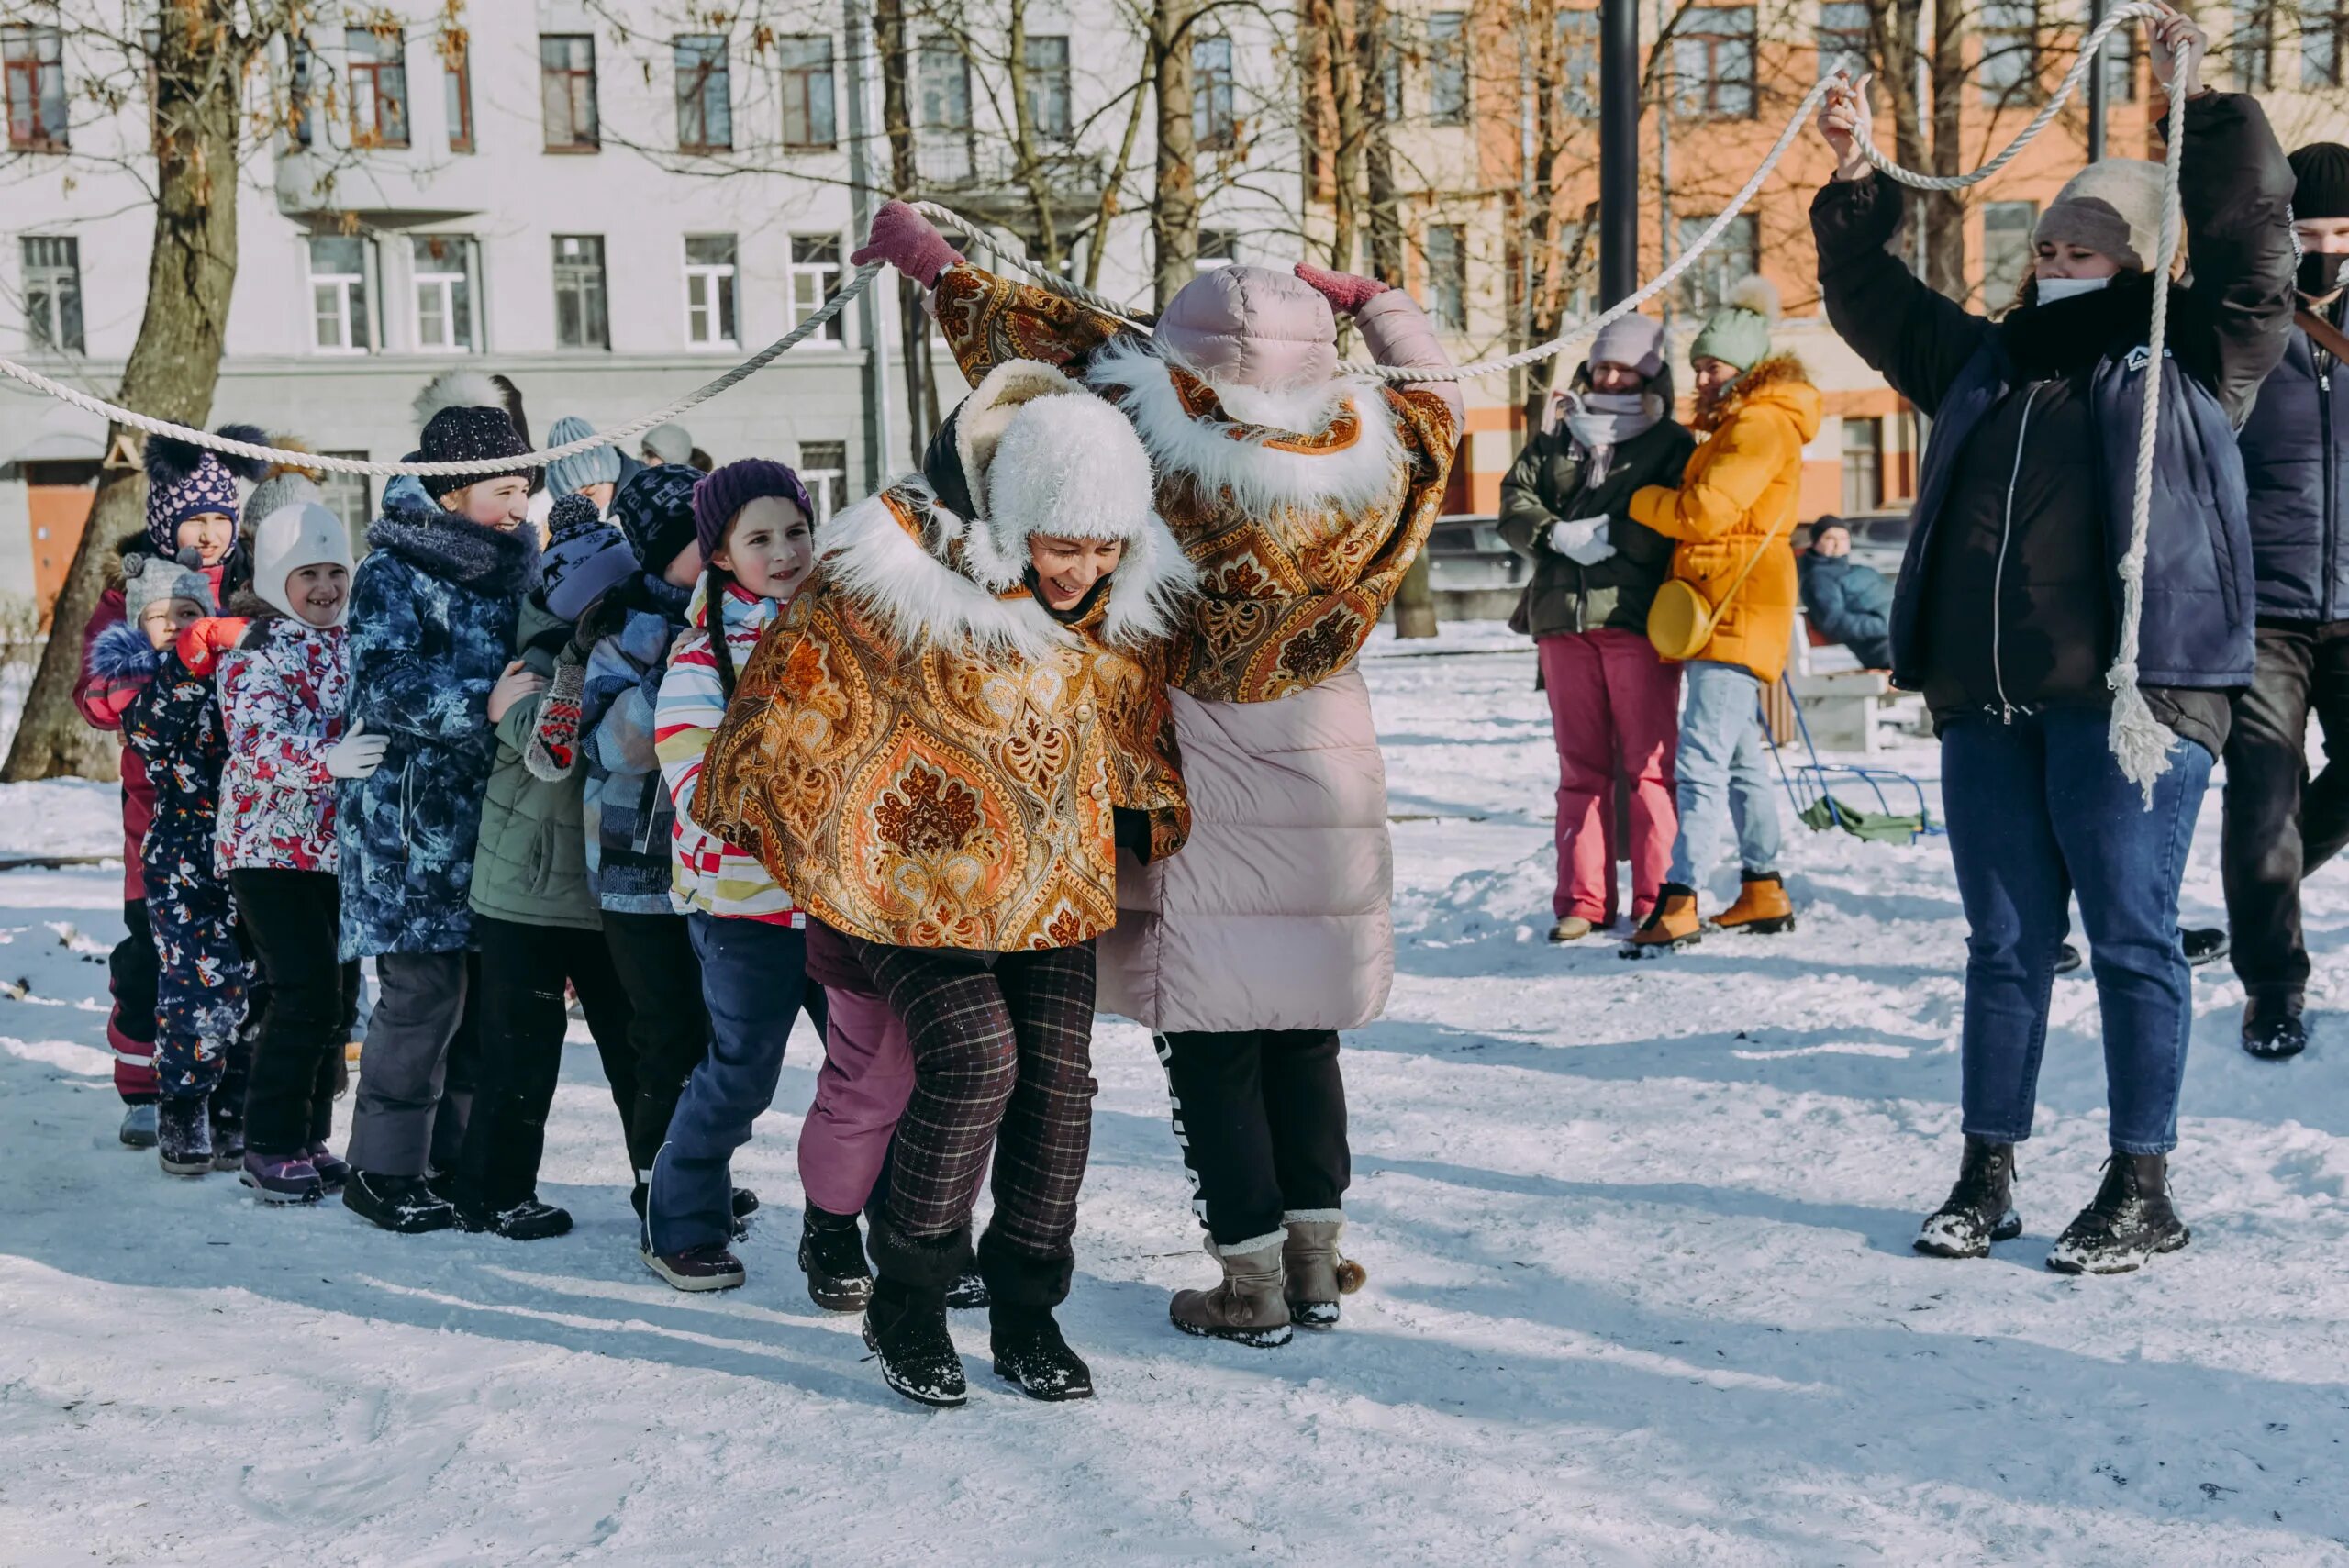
[
  {"xmin": 1941, "ymin": 709, "xmax": 2211, "ymax": 1155},
  {"xmin": 1666, "ymin": 660, "xmax": 1781, "ymax": 886},
  {"xmin": 645, "ymin": 914, "xmax": 816, "ymax": 1252}
]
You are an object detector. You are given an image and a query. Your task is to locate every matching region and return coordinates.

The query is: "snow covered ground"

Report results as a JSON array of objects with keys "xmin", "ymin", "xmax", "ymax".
[{"xmin": 4, "ymin": 626, "xmax": 2347, "ymax": 1567}]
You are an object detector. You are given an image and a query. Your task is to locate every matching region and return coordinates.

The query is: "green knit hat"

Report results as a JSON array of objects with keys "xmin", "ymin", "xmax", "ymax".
[{"xmin": 1689, "ymin": 276, "xmax": 1780, "ymax": 373}]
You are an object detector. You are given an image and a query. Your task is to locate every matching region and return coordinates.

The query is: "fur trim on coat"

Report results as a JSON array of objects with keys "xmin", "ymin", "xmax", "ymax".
[
  {"xmin": 365, "ymin": 499, "xmax": 540, "ymax": 596},
  {"xmin": 88, "ymin": 619, "xmax": 161, "ymax": 683}
]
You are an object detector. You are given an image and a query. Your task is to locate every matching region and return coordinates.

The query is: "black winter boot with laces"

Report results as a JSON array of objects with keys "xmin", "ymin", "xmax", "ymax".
[
  {"xmin": 1914, "ymin": 1136, "xmax": 2021, "ymax": 1259},
  {"xmin": 2045, "ymin": 1153, "xmax": 2188, "ymax": 1275}
]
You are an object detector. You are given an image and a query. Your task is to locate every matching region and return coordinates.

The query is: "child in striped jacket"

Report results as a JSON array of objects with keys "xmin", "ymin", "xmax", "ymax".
[{"xmin": 646, "ymin": 461, "xmax": 827, "ymax": 1294}]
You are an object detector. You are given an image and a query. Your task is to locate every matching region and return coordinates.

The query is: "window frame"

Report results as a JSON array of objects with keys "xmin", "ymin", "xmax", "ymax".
[
  {"xmin": 3, "ymin": 23, "xmax": 69, "ymax": 151},
  {"xmin": 684, "ymin": 234, "xmax": 740, "ymax": 350},
  {"xmin": 778, "ymin": 34, "xmax": 837, "ymax": 150},
  {"xmin": 1424, "ymin": 223, "xmax": 1468, "ymax": 333},
  {"xmin": 2228, "ymin": 0, "xmax": 2277, "ymax": 89},
  {"xmin": 918, "ymin": 38, "xmax": 974, "ymax": 180},
  {"xmin": 540, "ymin": 33, "xmax": 600, "ymax": 152},
  {"xmin": 1427, "ymin": 12, "xmax": 1470, "ymax": 125},
  {"xmin": 1024, "ymin": 34, "xmax": 1073, "ymax": 142},
  {"xmin": 1815, "ymin": 0, "xmax": 1874, "ymax": 78},
  {"xmin": 1675, "ymin": 211, "xmax": 1760, "ymax": 315},
  {"xmin": 443, "ymin": 30, "xmax": 474, "ymax": 153},
  {"xmin": 2308, "ymin": 0, "xmax": 2349, "ymax": 85},
  {"xmin": 1670, "ymin": 6, "xmax": 1756, "ymax": 119},
  {"xmin": 1193, "ymin": 34, "xmax": 1236, "ymax": 150},
  {"xmin": 1976, "ymin": 0, "xmax": 2043, "ymax": 106},
  {"xmin": 344, "ymin": 25, "xmax": 410, "ymax": 150},
  {"xmin": 20, "ymin": 235, "xmax": 83, "ymax": 354},
  {"xmin": 551, "ymin": 233, "xmax": 611, "ymax": 350},
  {"xmin": 799, "ymin": 441, "xmax": 848, "ymax": 522},
  {"xmin": 1980, "ymin": 198, "xmax": 2039, "ymax": 312},
  {"xmin": 1841, "ymin": 417, "xmax": 1885, "ymax": 514},
  {"xmin": 318, "ymin": 453, "xmax": 373, "ymax": 552},
  {"xmin": 787, "ymin": 234, "xmax": 846, "ymax": 347},
  {"xmin": 1559, "ymin": 9, "xmax": 1600, "ymax": 119},
  {"xmin": 674, "ymin": 33, "xmax": 732, "ymax": 153},
  {"xmin": 409, "ymin": 233, "xmax": 478, "ymax": 354},
  {"xmin": 306, "ymin": 234, "xmax": 374, "ymax": 356}
]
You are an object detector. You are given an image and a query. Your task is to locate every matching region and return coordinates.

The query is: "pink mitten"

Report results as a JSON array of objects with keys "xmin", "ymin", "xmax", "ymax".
[
  {"xmin": 851, "ymin": 200, "xmax": 966, "ymax": 287},
  {"xmin": 1294, "ymin": 262, "xmax": 1392, "ymax": 315}
]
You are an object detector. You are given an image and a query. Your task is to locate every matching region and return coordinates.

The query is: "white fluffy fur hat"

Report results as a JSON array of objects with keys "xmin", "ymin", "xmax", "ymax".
[
  {"xmin": 252, "ymin": 502, "xmax": 356, "ymax": 626},
  {"xmin": 950, "ymin": 361, "xmax": 1160, "ymax": 589}
]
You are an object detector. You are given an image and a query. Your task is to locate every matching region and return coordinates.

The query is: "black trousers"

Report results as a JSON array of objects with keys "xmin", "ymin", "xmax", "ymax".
[
  {"xmin": 230, "ymin": 869, "xmax": 362, "ymax": 1157},
  {"xmin": 1155, "ymin": 1029, "xmax": 1350, "ymax": 1250},
  {"xmin": 456, "ymin": 915, "xmax": 636, "ymax": 1210},
  {"xmin": 2222, "ymin": 621, "xmax": 2349, "ymax": 1008},
  {"xmin": 602, "ymin": 910, "xmax": 712, "ymax": 1179}
]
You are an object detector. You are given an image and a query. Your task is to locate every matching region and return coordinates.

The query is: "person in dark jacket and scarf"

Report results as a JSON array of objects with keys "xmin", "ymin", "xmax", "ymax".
[
  {"xmin": 1798, "ymin": 518, "xmax": 1894, "ymax": 669},
  {"xmin": 338, "ymin": 404, "xmax": 542, "ymax": 1235},
  {"xmin": 1499, "ymin": 316, "xmax": 1697, "ymax": 940},
  {"xmin": 2220, "ymin": 140, "xmax": 2349, "ymax": 1062},
  {"xmin": 1811, "ymin": 11, "xmax": 2295, "ymax": 1275}
]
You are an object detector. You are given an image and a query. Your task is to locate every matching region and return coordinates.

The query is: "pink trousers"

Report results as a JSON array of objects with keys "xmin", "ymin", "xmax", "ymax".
[
  {"xmin": 1537, "ymin": 628, "xmax": 1682, "ymax": 925},
  {"xmin": 796, "ymin": 987, "xmax": 917, "ymax": 1217}
]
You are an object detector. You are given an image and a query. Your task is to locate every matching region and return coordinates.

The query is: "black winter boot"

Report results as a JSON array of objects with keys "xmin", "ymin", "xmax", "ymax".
[
  {"xmin": 799, "ymin": 1205, "xmax": 874, "ymax": 1313},
  {"xmin": 343, "ymin": 1170, "xmax": 459, "ymax": 1234},
  {"xmin": 2242, "ymin": 995, "xmax": 2308, "ymax": 1061},
  {"xmin": 2046, "ymin": 1154, "xmax": 2188, "ymax": 1274},
  {"xmin": 156, "ymin": 1097, "xmax": 213, "ymax": 1177},
  {"xmin": 206, "ymin": 1086, "xmax": 246, "ymax": 1172},
  {"xmin": 863, "ymin": 1279, "xmax": 966, "ymax": 1407},
  {"xmin": 991, "ymin": 1305, "xmax": 1094, "ymax": 1402},
  {"xmin": 1914, "ymin": 1137, "xmax": 2021, "ymax": 1259},
  {"xmin": 456, "ymin": 1194, "xmax": 573, "ymax": 1240}
]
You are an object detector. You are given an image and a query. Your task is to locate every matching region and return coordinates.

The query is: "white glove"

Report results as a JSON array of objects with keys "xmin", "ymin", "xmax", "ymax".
[
  {"xmin": 1548, "ymin": 516, "xmax": 1617, "ymax": 567},
  {"xmin": 324, "ymin": 720, "xmax": 390, "ymax": 781}
]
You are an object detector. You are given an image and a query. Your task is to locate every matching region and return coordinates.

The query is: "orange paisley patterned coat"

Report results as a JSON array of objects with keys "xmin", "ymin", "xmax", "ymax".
[
  {"xmin": 931, "ymin": 263, "xmax": 1462, "ymax": 703},
  {"xmin": 693, "ymin": 481, "xmax": 1193, "ymax": 953}
]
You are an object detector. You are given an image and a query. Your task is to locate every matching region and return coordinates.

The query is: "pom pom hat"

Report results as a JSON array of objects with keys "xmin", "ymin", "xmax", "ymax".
[
  {"xmin": 417, "ymin": 405, "xmax": 535, "ymax": 500},
  {"xmin": 143, "ymin": 425, "xmax": 265, "ymax": 552},
  {"xmin": 540, "ymin": 495, "xmax": 637, "ymax": 620},
  {"xmin": 1689, "ymin": 276, "xmax": 1781, "ymax": 373},
  {"xmin": 121, "ymin": 550, "xmax": 217, "ymax": 623}
]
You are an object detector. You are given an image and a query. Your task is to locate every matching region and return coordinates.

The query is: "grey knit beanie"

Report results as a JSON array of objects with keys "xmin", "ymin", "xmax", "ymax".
[
  {"xmin": 640, "ymin": 423, "xmax": 694, "ymax": 467},
  {"xmin": 121, "ymin": 550, "xmax": 217, "ymax": 623},
  {"xmin": 2034, "ymin": 159, "xmax": 2165, "ymax": 273},
  {"xmin": 1589, "ymin": 313, "xmax": 1666, "ymax": 379},
  {"xmin": 239, "ymin": 472, "xmax": 325, "ymax": 547},
  {"xmin": 544, "ymin": 416, "xmax": 623, "ymax": 498}
]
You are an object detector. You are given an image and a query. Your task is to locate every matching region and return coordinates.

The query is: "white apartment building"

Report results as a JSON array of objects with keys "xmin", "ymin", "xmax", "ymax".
[{"xmin": 0, "ymin": 0, "xmax": 1301, "ymax": 607}]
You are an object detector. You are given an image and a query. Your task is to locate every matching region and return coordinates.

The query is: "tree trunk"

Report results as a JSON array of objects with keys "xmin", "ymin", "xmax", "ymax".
[
  {"xmin": 1923, "ymin": 7, "xmax": 1968, "ymax": 300},
  {"xmin": 5, "ymin": 5, "xmax": 248, "ymax": 782},
  {"xmin": 874, "ymin": 0, "xmax": 935, "ymax": 465},
  {"xmin": 1359, "ymin": 0, "xmax": 1405, "ymax": 288},
  {"xmin": 1151, "ymin": 0, "xmax": 1198, "ymax": 310}
]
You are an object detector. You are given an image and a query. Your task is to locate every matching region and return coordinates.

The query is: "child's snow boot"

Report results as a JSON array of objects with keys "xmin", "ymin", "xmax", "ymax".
[
  {"xmin": 1709, "ymin": 870, "xmax": 1796, "ymax": 935},
  {"xmin": 343, "ymin": 1170, "xmax": 459, "ymax": 1234},
  {"xmin": 1624, "ymin": 884, "xmax": 1702, "ymax": 955},
  {"xmin": 2045, "ymin": 1154, "xmax": 2188, "ymax": 1275},
  {"xmin": 156, "ymin": 1097, "xmax": 213, "ymax": 1176},
  {"xmin": 240, "ymin": 1151, "xmax": 325, "ymax": 1206},
  {"xmin": 644, "ymin": 1241, "xmax": 746, "ymax": 1292},
  {"xmin": 207, "ymin": 1088, "xmax": 246, "ymax": 1172},
  {"xmin": 458, "ymin": 1194, "xmax": 573, "ymax": 1240},
  {"xmin": 1914, "ymin": 1136, "xmax": 2021, "ymax": 1258},
  {"xmin": 799, "ymin": 1204, "xmax": 874, "ymax": 1312},
  {"xmin": 1169, "ymin": 1235, "xmax": 1293, "ymax": 1348},
  {"xmin": 991, "ymin": 1304, "xmax": 1095, "ymax": 1401},
  {"xmin": 1281, "ymin": 1213, "xmax": 1365, "ymax": 1328},
  {"xmin": 308, "ymin": 1143, "xmax": 350, "ymax": 1195},
  {"xmin": 117, "ymin": 1103, "xmax": 158, "ymax": 1149},
  {"xmin": 863, "ymin": 1278, "xmax": 967, "ymax": 1408}
]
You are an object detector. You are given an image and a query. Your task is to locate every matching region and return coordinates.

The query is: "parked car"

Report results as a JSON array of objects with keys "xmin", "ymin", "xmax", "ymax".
[{"xmin": 1427, "ymin": 514, "xmax": 1525, "ymax": 594}]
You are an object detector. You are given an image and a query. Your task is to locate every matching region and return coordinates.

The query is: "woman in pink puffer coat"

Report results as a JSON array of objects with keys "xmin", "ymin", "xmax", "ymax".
[{"xmin": 852, "ymin": 205, "xmax": 1463, "ymax": 1347}]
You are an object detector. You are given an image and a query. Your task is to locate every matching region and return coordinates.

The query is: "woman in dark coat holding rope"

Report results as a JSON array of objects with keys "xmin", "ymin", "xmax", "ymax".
[{"xmin": 1810, "ymin": 8, "xmax": 2295, "ymax": 1274}]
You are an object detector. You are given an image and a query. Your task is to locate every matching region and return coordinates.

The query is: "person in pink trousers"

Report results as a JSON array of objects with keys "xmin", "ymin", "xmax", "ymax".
[{"xmin": 1497, "ymin": 317, "xmax": 1698, "ymax": 940}]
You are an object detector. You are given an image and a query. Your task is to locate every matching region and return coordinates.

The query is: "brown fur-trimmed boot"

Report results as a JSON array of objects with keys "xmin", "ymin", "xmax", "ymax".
[
  {"xmin": 1281, "ymin": 1211, "xmax": 1366, "ymax": 1329},
  {"xmin": 1170, "ymin": 1234, "xmax": 1293, "ymax": 1348}
]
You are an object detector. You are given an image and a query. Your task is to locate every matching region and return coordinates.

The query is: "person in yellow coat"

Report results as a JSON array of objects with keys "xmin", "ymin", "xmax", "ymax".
[{"xmin": 1625, "ymin": 278, "xmax": 1823, "ymax": 951}]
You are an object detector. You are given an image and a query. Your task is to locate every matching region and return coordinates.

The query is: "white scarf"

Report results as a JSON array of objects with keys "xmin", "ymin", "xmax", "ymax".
[{"xmin": 1559, "ymin": 390, "xmax": 1662, "ymax": 486}]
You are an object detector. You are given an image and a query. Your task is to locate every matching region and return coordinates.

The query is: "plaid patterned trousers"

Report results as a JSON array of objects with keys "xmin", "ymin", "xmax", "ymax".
[{"xmin": 855, "ymin": 941, "xmax": 1098, "ymax": 1259}]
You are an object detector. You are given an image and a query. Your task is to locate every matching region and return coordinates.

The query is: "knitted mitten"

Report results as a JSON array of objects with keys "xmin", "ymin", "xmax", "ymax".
[{"xmin": 525, "ymin": 659, "xmax": 587, "ymax": 781}]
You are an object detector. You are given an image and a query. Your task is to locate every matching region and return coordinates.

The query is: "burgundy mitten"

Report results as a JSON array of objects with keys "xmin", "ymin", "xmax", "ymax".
[
  {"xmin": 1294, "ymin": 263, "xmax": 1392, "ymax": 316},
  {"xmin": 850, "ymin": 200, "xmax": 966, "ymax": 287}
]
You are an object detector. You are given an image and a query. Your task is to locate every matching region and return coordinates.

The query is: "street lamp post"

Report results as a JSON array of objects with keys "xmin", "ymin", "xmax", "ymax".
[
  {"xmin": 2087, "ymin": 0, "xmax": 2109, "ymax": 161},
  {"xmin": 1598, "ymin": 0, "xmax": 1641, "ymax": 306}
]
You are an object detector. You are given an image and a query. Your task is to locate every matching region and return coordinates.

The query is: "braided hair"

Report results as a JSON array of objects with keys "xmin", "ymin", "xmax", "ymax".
[{"xmin": 704, "ymin": 556, "xmax": 743, "ymax": 704}]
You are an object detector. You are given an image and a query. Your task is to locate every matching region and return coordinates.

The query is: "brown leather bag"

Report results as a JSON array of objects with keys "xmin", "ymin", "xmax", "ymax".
[{"xmin": 2299, "ymin": 308, "xmax": 2349, "ymax": 365}]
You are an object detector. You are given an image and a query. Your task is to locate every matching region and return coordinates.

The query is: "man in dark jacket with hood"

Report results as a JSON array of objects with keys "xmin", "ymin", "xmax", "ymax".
[
  {"xmin": 2221, "ymin": 140, "xmax": 2349, "ymax": 1062},
  {"xmin": 1798, "ymin": 517, "xmax": 1894, "ymax": 668}
]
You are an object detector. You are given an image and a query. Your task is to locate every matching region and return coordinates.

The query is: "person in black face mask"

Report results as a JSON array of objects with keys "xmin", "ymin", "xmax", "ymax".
[{"xmin": 2219, "ymin": 140, "xmax": 2349, "ymax": 1062}]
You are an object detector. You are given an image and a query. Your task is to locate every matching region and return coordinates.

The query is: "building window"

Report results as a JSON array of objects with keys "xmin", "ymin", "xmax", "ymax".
[
  {"xmin": 443, "ymin": 32, "xmax": 473, "ymax": 152},
  {"xmin": 2229, "ymin": 0, "xmax": 2277, "ymax": 88},
  {"xmin": 799, "ymin": 441, "xmax": 848, "ymax": 522},
  {"xmin": 918, "ymin": 39, "xmax": 973, "ymax": 181},
  {"xmin": 1981, "ymin": 199, "xmax": 2038, "ymax": 311},
  {"xmin": 319, "ymin": 454, "xmax": 372, "ymax": 550},
  {"xmin": 2100, "ymin": 25, "xmax": 2139, "ymax": 102},
  {"xmin": 1977, "ymin": 0, "xmax": 2041, "ymax": 104},
  {"xmin": 410, "ymin": 235, "xmax": 477, "ymax": 353},
  {"xmin": 1675, "ymin": 212, "xmax": 1759, "ymax": 315},
  {"xmin": 788, "ymin": 235, "xmax": 844, "ymax": 345},
  {"xmin": 540, "ymin": 34, "xmax": 598, "ymax": 150},
  {"xmin": 1671, "ymin": 7, "xmax": 1755, "ymax": 117},
  {"xmin": 1197, "ymin": 227, "xmax": 1237, "ymax": 271},
  {"xmin": 1841, "ymin": 417, "xmax": 1884, "ymax": 514},
  {"xmin": 1559, "ymin": 9, "xmax": 1599, "ymax": 118},
  {"xmin": 552, "ymin": 234, "xmax": 609, "ymax": 350},
  {"xmin": 345, "ymin": 26, "xmax": 408, "ymax": 148},
  {"xmin": 1194, "ymin": 35, "xmax": 1236, "ymax": 150},
  {"xmin": 779, "ymin": 35, "xmax": 835, "ymax": 149},
  {"xmin": 308, "ymin": 235, "xmax": 372, "ymax": 354},
  {"xmin": 1025, "ymin": 35, "xmax": 1072, "ymax": 141},
  {"xmin": 1425, "ymin": 225, "xmax": 1467, "ymax": 332},
  {"xmin": 674, "ymin": 34, "xmax": 730, "ymax": 152},
  {"xmin": 290, "ymin": 35, "xmax": 321, "ymax": 148},
  {"xmin": 2308, "ymin": 0, "xmax": 2349, "ymax": 85},
  {"xmin": 684, "ymin": 235, "xmax": 739, "ymax": 349},
  {"xmin": 1427, "ymin": 13, "xmax": 1469, "ymax": 125},
  {"xmin": 20, "ymin": 236, "xmax": 83, "ymax": 353},
  {"xmin": 3, "ymin": 25, "xmax": 67, "ymax": 150},
  {"xmin": 1816, "ymin": 0, "xmax": 1873, "ymax": 76}
]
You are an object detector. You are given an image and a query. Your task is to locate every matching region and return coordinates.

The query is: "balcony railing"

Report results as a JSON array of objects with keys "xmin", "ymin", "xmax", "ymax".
[{"xmin": 913, "ymin": 137, "xmax": 1104, "ymax": 219}]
